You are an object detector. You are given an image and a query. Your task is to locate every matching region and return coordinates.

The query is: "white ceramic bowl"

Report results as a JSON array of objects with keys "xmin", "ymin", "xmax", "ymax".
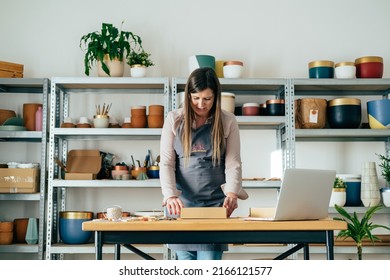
[
  {"xmin": 223, "ymin": 61, "xmax": 243, "ymax": 78},
  {"xmin": 335, "ymin": 62, "xmax": 356, "ymax": 79},
  {"xmin": 93, "ymin": 115, "xmax": 109, "ymax": 128}
]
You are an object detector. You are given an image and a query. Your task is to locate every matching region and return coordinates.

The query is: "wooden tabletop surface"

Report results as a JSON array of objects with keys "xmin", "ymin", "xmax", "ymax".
[{"xmin": 82, "ymin": 217, "xmax": 347, "ymax": 232}]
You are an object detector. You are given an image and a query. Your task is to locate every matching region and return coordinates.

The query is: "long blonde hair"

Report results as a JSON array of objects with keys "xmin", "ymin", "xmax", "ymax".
[{"xmin": 182, "ymin": 67, "xmax": 225, "ymax": 166}]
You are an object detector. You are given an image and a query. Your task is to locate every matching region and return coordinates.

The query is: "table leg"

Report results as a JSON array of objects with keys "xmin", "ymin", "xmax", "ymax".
[
  {"xmin": 326, "ymin": 230, "xmax": 334, "ymax": 260},
  {"xmin": 303, "ymin": 244, "xmax": 310, "ymax": 260},
  {"xmin": 96, "ymin": 231, "xmax": 102, "ymax": 260},
  {"xmin": 115, "ymin": 244, "xmax": 121, "ymax": 260}
]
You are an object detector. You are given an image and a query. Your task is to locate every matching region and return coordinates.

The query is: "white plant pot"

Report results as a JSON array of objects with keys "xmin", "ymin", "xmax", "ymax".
[
  {"xmin": 130, "ymin": 65, "xmax": 147, "ymax": 77},
  {"xmin": 329, "ymin": 189, "xmax": 346, "ymax": 207},
  {"xmin": 97, "ymin": 56, "xmax": 124, "ymax": 77}
]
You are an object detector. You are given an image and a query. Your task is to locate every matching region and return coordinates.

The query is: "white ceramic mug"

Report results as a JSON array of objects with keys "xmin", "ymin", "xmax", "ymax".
[{"xmin": 104, "ymin": 205, "xmax": 122, "ymax": 220}]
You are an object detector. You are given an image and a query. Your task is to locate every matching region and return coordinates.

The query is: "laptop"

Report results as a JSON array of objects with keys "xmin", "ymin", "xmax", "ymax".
[{"xmin": 246, "ymin": 168, "xmax": 336, "ymax": 221}]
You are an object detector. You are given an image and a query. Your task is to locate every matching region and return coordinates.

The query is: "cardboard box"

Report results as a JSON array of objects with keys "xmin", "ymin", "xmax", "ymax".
[
  {"xmin": 64, "ymin": 149, "xmax": 102, "ymax": 180},
  {"xmin": 249, "ymin": 208, "xmax": 276, "ymax": 218},
  {"xmin": 0, "ymin": 168, "xmax": 39, "ymax": 193},
  {"xmin": 180, "ymin": 207, "xmax": 227, "ymax": 219},
  {"xmin": 0, "ymin": 61, "xmax": 24, "ymax": 78}
]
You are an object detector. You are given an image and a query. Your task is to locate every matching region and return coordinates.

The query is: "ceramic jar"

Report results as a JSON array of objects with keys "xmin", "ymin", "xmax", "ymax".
[
  {"xmin": 23, "ymin": 103, "xmax": 42, "ymax": 131},
  {"xmin": 327, "ymin": 98, "xmax": 361, "ymax": 128},
  {"xmin": 93, "ymin": 115, "xmax": 109, "ymax": 128},
  {"xmin": 334, "ymin": 62, "xmax": 356, "ymax": 79},
  {"xmin": 266, "ymin": 99, "xmax": 285, "ymax": 116},
  {"xmin": 361, "ymin": 162, "xmax": 381, "ymax": 207},
  {"xmin": 242, "ymin": 103, "xmax": 260, "ymax": 116},
  {"xmin": 308, "ymin": 60, "xmax": 334, "ymax": 78},
  {"xmin": 130, "ymin": 65, "xmax": 147, "ymax": 77},
  {"xmin": 355, "ymin": 56, "xmax": 383, "ymax": 78},
  {"xmin": 223, "ymin": 61, "xmax": 244, "ymax": 78},
  {"xmin": 221, "ymin": 92, "xmax": 235, "ymax": 113},
  {"xmin": 131, "ymin": 106, "xmax": 147, "ymax": 128}
]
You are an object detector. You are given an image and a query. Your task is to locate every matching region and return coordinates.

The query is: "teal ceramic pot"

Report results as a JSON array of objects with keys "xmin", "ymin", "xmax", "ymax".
[
  {"xmin": 188, "ymin": 55, "xmax": 215, "ymax": 74},
  {"xmin": 327, "ymin": 98, "xmax": 361, "ymax": 128},
  {"xmin": 367, "ymin": 99, "xmax": 390, "ymax": 129},
  {"xmin": 308, "ymin": 60, "xmax": 334, "ymax": 78},
  {"xmin": 59, "ymin": 211, "xmax": 93, "ymax": 244},
  {"xmin": 338, "ymin": 174, "xmax": 362, "ymax": 206}
]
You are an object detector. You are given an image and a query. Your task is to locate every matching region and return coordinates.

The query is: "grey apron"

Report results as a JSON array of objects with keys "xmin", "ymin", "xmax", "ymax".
[{"xmin": 169, "ymin": 121, "xmax": 228, "ymax": 251}]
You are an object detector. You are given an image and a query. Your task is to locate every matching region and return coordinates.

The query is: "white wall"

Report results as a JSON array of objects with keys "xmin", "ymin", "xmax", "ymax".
[{"xmin": 1, "ymin": 0, "xmax": 390, "ymax": 260}]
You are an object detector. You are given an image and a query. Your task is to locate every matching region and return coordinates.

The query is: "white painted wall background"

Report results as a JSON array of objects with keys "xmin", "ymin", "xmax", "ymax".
[{"xmin": 1, "ymin": 0, "xmax": 390, "ymax": 259}]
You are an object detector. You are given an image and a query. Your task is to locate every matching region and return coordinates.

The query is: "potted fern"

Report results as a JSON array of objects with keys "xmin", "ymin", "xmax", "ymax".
[
  {"xmin": 377, "ymin": 153, "xmax": 390, "ymax": 206},
  {"xmin": 334, "ymin": 204, "xmax": 390, "ymax": 259},
  {"xmin": 127, "ymin": 48, "xmax": 154, "ymax": 77},
  {"xmin": 80, "ymin": 22, "xmax": 142, "ymax": 77}
]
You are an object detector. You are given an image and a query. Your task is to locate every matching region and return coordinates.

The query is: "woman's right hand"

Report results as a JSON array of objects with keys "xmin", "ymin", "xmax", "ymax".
[{"xmin": 165, "ymin": 196, "xmax": 184, "ymax": 215}]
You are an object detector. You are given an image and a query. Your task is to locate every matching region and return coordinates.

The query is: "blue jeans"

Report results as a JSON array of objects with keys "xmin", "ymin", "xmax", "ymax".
[{"xmin": 175, "ymin": 250, "xmax": 223, "ymax": 260}]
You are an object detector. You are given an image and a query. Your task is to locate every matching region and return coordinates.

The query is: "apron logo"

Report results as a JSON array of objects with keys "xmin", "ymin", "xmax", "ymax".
[{"xmin": 191, "ymin": 143, "xmax": 207, "ymax": 153}]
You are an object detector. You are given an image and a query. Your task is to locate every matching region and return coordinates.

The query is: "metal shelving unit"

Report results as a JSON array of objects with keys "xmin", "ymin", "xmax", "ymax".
[
  {"xmin": 0, "ymin": 78, "xmax": 49, "ymax": 259},
  {"xmin": 45, "ymin": 77, "xmax": 170, "ymax": 259},
  {"xmin": 292, "ymin": 78, "xmax": 390, "ymax": 257}
]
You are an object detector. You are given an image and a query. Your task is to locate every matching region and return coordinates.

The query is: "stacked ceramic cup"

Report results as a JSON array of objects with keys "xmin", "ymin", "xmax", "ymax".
[
  {"xmin": 147, "ymin": 105, "xmax": 164, "ymax": 128},
  {"xmin": 361, "ymin": 162, "xmax": 381, "ymax": 207},
  {"xmin": 131, "ymin": 106, "xmax": 147, "ymax": 128}
]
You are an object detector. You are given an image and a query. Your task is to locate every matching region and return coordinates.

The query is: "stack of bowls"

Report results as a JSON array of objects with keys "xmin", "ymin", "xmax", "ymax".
[
  {"xmin": 131, "ymin": 106, "xmax": 147, "ymax": 128},
  {"xmin": 59, "ymin": 211, "xmax": 93, "ymax": 244},
  {"xmin": 308, "ymin": 60, "xmax": 334, "ymax": 78},
  {"xmin": 327, "ymin": 98, "xmax": 361, "ymax": 128},
  {"xmin": 147, "ymin": 105, "xmax": 164, "ymax": 128},
  {"xmin": 355, "ymin": 56, "xmax": 383, "ymax": 78}
]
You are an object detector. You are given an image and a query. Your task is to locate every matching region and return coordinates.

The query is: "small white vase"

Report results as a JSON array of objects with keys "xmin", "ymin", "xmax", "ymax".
[
  {"xmin": 97, "ymin": 55, "xmax": 124, "ymax": 77},
  {"xmin": 361, "ymin": 162, "xmax": 381, "ymax": 207},
  {"xmin": 329, "ymin": 189, "xmax": 346, "ymax": 207},
  {"xmin": 130, "ymin": 65, "xmax": 147, "ymax": 77}
]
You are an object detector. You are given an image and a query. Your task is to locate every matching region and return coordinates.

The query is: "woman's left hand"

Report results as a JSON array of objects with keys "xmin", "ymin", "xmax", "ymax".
[{"xmin": 223, "ymin": 192, "xmax": 238, "ymax": 217}]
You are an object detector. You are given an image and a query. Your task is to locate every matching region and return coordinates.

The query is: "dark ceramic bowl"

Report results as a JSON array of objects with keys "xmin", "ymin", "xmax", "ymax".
[
  {"xmin": 308, "ymin": 60, "xmax": 334, "ymax": 78},
  {"xmin": 355, "ymin": 56, "xmax": 383, "ymax": 78},
  {"xmin": 266, "ymin": 99, "xmax": 285, "ymax": 116},
  {"xmin": 327, "ymin": 98, "xmax": 361, "ymax": 128},
  {"xmin": 242, "ymin": 103, "xmax": 259, "ymax": 116},
  {"xmin": 59, "ymin": 211, "xmax": 93, "ymax": 244}
]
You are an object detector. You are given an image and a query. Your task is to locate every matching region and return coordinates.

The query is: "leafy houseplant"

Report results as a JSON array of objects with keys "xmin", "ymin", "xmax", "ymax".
[
  {"xmin": 127, "ymin": 49, "xmax": 154, "ymax": 67},
  {"xmin": 333, "ymin": 204, "xmax": 390, "ymax": 260},
  {"xmin": 333, "ymin": 177, "xmax": 347, "ymax": 189},
  {"xmin": 377, "ymin": 153, "xmax": 390, "ymax": 186},
  {"xmin": 80, "ymin": 22, "xmax": 142, "ymax": 76}
]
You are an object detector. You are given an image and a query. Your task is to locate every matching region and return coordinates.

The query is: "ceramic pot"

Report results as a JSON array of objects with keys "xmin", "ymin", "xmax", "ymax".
[
  {"xmin": 97, "ymin": 55, "xmax": 124, "ymax": 77},
  {"xmin": 188, "ymin": 55, "xmax": 215, "ymax": 74},
  {"xmin": 148, "ymin": 105, "xmax": 164, "ymax": 116},
  {"xmin": 361, "ymin": 162, "xmax": 381, "ymax": 207},
  {"xmin": 266, "ymin": 99, "xmax": 285, "ymax": 116},
  {"xmin": 93, "ymin": 115, "xmax": 109, "ymax": 128},
  {"xmin": 221, "ymin": 92, "xmax": 235, "ymax": 113},
  {"xmin": 334, "ymin": 62, "xmax": 356, "ymax": 79},
  {"xmin": 329, "ymin": 188, "xmax": 346, "ymax": 207},
  {"xmin": 131, "ymin": 106, "xmax": 146, "ymax": 116},
  {"xmin": 130, "ymin": 65, "xmax": 147, "ymax": 77},
  {"xmin": 147, "ymin": 115, "xmax": 164, "ymax": 128},
  {"xmin": 215, "ymin": 60, "xmax": 225, "ymax": 78},
  {"xmin": 13, "ymin": 218, "xmax": 29, "ymax": 243},
  {"xmin": 242, "ymin": 103, "xmax": 260, "ymax": 116},
  {"xmin": 338, "ymin": 174, "xmax": 362, "ymax": 206},
  {"xmin": 131, "ymin": 167, "xmax": 147, "ymax": 179},
  {"xmin": 327, "ymin": 98, "xmax": 361, "ymax": 128},
  {"xmin": 367, "ymin": 99, "xmax": 390, "ymax": 129},
  {"xmin": 131, "ymin": 115, "xmax": 147, "ymax": 128},
  {"xmin": 147, "ymin": 165, "xmax": 160, "ymax": 178},
  {"xmin": 59, "ymin": 211, "xmax": 93, "ymax": 244},
  {"xmin": 355, "ymin": 56, "xmax": 383, "ymax": 78},
  {"xmin": 223, "ymin": 61, "xmax": 244, "ymax": 78},
  {"xmin": 308, "ymin": 60, "xmax": 334, "ymax": 78},
  {"xmin": 23, "ymin": 103, "xmax": 42, "ymax": 131}
]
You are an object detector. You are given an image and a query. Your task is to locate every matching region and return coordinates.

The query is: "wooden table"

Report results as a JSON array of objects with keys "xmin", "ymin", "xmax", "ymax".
[{"xmin": 82, "ymin": 218, "xmax": 347, "ymax": 260}]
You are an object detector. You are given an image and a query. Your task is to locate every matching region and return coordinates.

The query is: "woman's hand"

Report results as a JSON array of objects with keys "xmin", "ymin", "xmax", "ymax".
[
  {"xmin": 165, "ymin": 196, "xmax": 184, "ymax": 215},
  {"xmin": 223, "ymin": 192, "xmax": 238, "ymax": 217}
]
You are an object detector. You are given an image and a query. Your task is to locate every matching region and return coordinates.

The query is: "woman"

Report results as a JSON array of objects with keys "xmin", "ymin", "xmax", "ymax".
[{"xmin": 159, "ymin": 67, "xmax": 248, "ymax": 260}]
